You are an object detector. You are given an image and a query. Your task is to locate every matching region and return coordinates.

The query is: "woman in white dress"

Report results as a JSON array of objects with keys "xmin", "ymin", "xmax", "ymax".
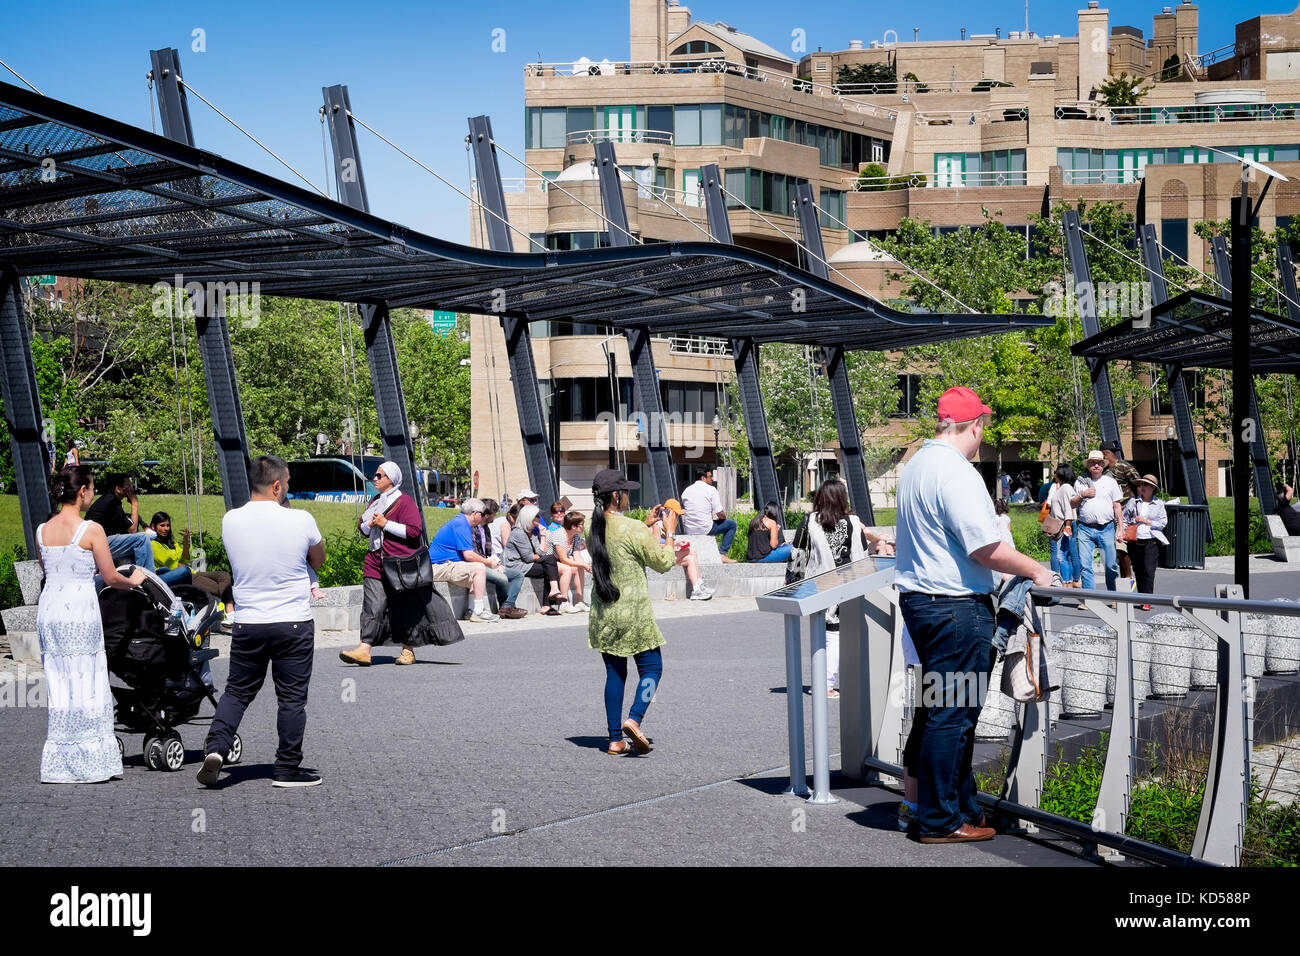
[{"xmin": 37, "ymin": 465, "xmax": 145, "ymax": 783}]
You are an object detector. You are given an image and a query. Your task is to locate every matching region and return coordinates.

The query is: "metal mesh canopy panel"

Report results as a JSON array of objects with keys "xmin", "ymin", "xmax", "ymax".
[
  {"xmin": 1071, "ymin": 290, "xmax": 1300, "ymax": 373},
  {"xmin": 0, "ymin": 81, "xmax": 1049, "ymax": 347}
]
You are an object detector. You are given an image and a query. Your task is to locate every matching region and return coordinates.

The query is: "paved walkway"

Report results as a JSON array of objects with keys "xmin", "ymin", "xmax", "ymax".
[
  {"xmin": 2, "ymin": 599, "xmax": 1095, "ymax": 867},
  {"xmin": 2, "ymin": 558, "xmax": 1294, "ymax": 866}
]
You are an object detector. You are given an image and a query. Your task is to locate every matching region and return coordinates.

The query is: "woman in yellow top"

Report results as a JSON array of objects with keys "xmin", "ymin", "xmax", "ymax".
[
  {"xmin": 585, "ymin": 469, "xmax": 677, "ymax": 756},
  {"xmin": 150, "ymin": 512, "xmax": 234, "ymax": 622}
]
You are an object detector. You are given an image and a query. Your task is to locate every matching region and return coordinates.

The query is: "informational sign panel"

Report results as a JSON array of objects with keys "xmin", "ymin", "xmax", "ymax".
[{"xmin": 430, "ymin": 310, "xmax": 458, "ymax": 336}]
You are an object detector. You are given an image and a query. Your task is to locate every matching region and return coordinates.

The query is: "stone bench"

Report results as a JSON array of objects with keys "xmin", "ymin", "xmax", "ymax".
[
  {"xmin": 1267, "ymin": 514, "xmax": 1300, "ymax": 563},
  {"xmin": 678, "ymin": 535, "xmax": 723, "ymax": 564},
  {"xmin": 644, "ymin": 561, "xmax": 786, "ymax": 600}
]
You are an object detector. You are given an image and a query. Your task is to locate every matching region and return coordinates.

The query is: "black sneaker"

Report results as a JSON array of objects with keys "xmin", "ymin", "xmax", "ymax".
[
  {"xmin": 196, "ymin": 752, "xmax": 224, "ymax": 787},
  {"xmin": 271, "ymin": 770, "xmax": 322, "ymax": 788}
]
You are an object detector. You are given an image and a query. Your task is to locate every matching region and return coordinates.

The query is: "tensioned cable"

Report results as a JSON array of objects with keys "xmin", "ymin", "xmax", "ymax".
[
  {"xmin": 146, "ymin": 74, "xmax": 157, "ymax": 135},
  {"xmin": 343, "ymin": 108, "xmax": 544, "ymax": 252},
  {"xmin": 612, "ymin": 166, "xmax": 714, "ymax": 241},
  {"xmin": 713, "ymin": 178, "xmax": 895, "ymax": 308},
  {"xmin": 176, "ymin": 76, "xmax": 328, "ymax": 196},
  {"xmin": 167, "ymin": 303, "xmax": 194, "ymax": 535},
  {"xmin": 807, "ymin": 195, "xmax": 979, "ymax": 314},
  {"xmin": 1215, "ymin": 244, "xmax": 1300, "ymax": 315},
  {"xmin": 0, "ymin": 57, "xmax": 40, "ymax": 93},
  {"xmin": 1079, "ymin": 227, "xmax": 1193, "ymax": 295},
  {"xmin": 488, "ymin": 138, "xmax": 641, "ymax": 245}
]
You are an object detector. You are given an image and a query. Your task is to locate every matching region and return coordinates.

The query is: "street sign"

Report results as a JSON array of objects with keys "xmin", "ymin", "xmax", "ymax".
[
  {"xmin": 30, "ymin": 276, "xmax": 57, "ymax": 286},
  {"xmin": 430, "ymin": 310, "xmax": 458, "ymax": 336}
]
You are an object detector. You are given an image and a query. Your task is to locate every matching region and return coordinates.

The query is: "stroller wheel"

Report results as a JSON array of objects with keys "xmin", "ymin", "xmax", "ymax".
[
  {"xmin": 116, "ymin": 736, "xmax": 125, "ymax": 758},
  {"xmin": 161, "ymin": 733, "xmax": 186, "ymax": 772},
  {"xmin": 143, "ymin": 735, "xmax": 164, "ymax": 771},
  {"xmin": 226, "ymin": 733, "xmax": 243, "ymax": 765}
]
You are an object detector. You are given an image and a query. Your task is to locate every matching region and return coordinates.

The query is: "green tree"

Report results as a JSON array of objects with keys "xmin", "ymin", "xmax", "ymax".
[
  {"xmin": 836, "ymin": 62, "xmax": 897, "ymax": 91},
  {"xmin": 392, "ymin": 310, "xmax": 471, "ymax": 480}
]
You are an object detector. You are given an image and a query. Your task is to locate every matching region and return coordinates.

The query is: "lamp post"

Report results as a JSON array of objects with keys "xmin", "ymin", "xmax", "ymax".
[{"xmin": 712, "ymin": 413, "xmax": 721, "ymax": 467}]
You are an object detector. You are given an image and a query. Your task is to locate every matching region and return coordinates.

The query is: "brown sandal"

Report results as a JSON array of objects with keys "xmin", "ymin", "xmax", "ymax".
[
  {"xmin": 622, "ymin": 719, "xmax": 652, "ymax": 754},
  {"xmin": 606, "ymin": 740, "xmax": 632, "ymax": 755}
]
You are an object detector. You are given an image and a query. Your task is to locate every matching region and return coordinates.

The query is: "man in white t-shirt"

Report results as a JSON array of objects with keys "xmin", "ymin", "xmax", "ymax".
[
  {"xmin": 895, "ymin": 387, "xmax": 1051, "ymax": 845},
  {"xmin": 679, "ymin": 468, "xmax": 737, "ymax": 556},
  {"xmin": 1070, "ymin": 449, "xmax": 1124, "ymax": 591},
  {"xmin": 198, "ymin": 455, "xmax": 326, "ymax": 789}
]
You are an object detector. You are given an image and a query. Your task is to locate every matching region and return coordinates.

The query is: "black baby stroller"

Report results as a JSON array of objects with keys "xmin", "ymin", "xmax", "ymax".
[{"xmin": 99, "ymin": 567, "xmax": 243, "ymax": 772}]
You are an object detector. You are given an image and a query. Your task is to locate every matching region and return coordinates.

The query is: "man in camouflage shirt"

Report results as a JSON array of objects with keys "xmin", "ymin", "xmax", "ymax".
[{"xmin": 1101, "ymin": 439, "xmax": 1141, "ymax": 582}]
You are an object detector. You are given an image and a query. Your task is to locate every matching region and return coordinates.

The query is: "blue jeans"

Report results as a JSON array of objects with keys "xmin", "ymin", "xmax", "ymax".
[
  {"xmin": 602, "ymin": 648, "xmax": 663, "ymax": 742},
  {"xmin": 1049, "ymin": 531, "xmax": 1079, "ymax": 583},
  {"xmin": 106, "ymin": 532, "xmax": 156, "ymax": 572},
  {"xmin": 484, "ymin": 566, "xmax": 510, "ymax": 606},
  {"xmin": 502, "ymin": 566, "xmax": 526, "ymax": 607},
  {"xmin": 1076, "ymin": 521, "xmax": 1118, "ymax": 590},
  {"xmin": 899, "ymin": 592, "xmax": 994, "ymax": 836},
  {"xmin": 753, "ymin": 543, "xmax": 792, "ymax": 564},
  {"xmin": 992, "ymin": 575, "xmax": 1034, "ymax": 657},
  {"xmin": 710, "ymin": 518, "xmax": 737, "ymax": 554},
  {"xmin": 159, "ymin": 565, "xmax": 192, "ymax": 588}
]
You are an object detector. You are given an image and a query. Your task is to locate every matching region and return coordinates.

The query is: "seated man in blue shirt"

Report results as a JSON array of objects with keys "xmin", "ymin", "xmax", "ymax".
[{"xmin": 429, "ymin": 498, "xmax": 498, "ymax": 623}]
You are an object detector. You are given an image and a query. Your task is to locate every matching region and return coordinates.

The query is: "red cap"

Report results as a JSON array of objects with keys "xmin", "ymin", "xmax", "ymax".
[{"xmin": 937, "ymin": 386, "xmax": 992, "ymax": 423}]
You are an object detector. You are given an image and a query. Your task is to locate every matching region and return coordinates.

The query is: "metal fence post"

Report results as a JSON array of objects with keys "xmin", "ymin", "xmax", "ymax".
[
  {"xmin": 1190, "ymin": 584, "xmax": 1250, "ymax": 865},
  {"xmin": 782, "ymin": 614, "xmax": 809, "ymax": 797},
  {"xmin": 1094, "ymin": 601, "xmax": 1136, "ymax": 852},
  {"xmin": 807, "ymin": 610, "xmax": 838, "ymax": 804}
]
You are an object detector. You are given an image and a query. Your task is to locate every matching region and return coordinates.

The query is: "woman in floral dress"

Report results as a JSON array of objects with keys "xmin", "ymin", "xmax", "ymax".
[
  {"xmin": 37, "ymin": 465, "xmax": 145, "ymax": 783},
  {"xmin": 585, "ymin": 469, "xmax": 677, "ymax": 756}
]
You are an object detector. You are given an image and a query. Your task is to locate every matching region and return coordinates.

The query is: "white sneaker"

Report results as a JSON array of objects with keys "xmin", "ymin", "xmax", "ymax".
[
  {"xmin": 573, "ymin": 601, "xmax": 589, "ymax": 612},
  {"xmin": 558, "ymin": 601, "xmax": 578, "ymax": 614},
  {"xmin": 689, "ymin": 585, "xmax": 715, "ymax": 600},
  {"xmin": 468, "ymin": 610, "xmax": 499, "ymax": 623}
]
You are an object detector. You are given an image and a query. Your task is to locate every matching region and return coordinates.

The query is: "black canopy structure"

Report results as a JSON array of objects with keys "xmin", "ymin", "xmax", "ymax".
[
  {"xmin": 0, "ymin": 80, "xmax": 1047, "ymax": 346},
  {"xmin": 0, "ymin": 74, "xmax": 1051, "ymax": 553},
  {"xmin": 1071, "ymin": 291, "xmax": 1300, "ymax": 374}
]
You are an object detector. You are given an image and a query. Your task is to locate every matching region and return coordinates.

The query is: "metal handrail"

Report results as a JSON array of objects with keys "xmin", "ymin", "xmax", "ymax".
[
  {"xmin": 760, "ymin": 567, "xmax": 1300, "ymax": 866},
  {"xmin": 566, "ymin": 128, "xmax": 674, "ymax": 146},
  {"xmin": 523, "ymin": 59, "xmax": 900, "ymax": 121}
]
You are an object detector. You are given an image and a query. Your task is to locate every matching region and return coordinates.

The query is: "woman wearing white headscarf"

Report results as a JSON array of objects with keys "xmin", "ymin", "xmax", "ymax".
[{"xmin": 340, "ymin": 461, "xmax": 425, "ymax": 666}]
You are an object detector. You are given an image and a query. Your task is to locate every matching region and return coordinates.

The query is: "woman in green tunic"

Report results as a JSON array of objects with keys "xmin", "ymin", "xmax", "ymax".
[{"xmin": 586, "ymin": 469, "xmax": 677, "ymax": 755}]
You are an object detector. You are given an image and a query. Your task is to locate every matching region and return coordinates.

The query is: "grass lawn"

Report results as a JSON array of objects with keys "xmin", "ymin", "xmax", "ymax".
[{"xmin": 0, "ymin": 494, "xmax": 460, "ymax": 558}]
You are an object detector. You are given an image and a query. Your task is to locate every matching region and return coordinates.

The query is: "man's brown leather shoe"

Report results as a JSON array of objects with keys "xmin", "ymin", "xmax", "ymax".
[
  {"xmin": 499, "ymin": 606, "xmax": 528, "ymax": 619},
  {"xmin": 918, "ymin": 823, "xmax": 995, "ymax": 844}
]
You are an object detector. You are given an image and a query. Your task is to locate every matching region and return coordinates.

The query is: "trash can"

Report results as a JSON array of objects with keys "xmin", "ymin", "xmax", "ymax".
[{"xmin": 1159, "ymin": 503, "xmax": 1209, "ymax": 570}]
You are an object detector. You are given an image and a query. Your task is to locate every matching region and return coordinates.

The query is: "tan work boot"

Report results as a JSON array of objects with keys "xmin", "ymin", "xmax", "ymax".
[
  {"xmin": 395, "ymin": 648, "xmax": 416, "ymax": 666},
  {"xmin": 339, "ymin": 645, "xmax": 372, "ymax": 666}
]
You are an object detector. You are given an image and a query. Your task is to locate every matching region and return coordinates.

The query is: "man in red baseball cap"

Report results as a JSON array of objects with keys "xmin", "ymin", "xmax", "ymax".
[{"xmin": 893, "ymin": 386, "xmax": 1051, "ymax": 844}]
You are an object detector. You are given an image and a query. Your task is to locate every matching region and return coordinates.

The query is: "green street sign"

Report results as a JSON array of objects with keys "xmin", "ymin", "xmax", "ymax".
[
  {"xmin": 31, "ymin": 276, "xmax": 57, "ymax": 286},
  {"xmin": 430, "ymin": 310, "xmax": 458, "ymax": 336}
]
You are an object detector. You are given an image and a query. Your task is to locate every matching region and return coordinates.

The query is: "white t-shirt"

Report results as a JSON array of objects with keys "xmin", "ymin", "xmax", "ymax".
[
  {"xmin": 1077, "ymin": 474, "xmax": 1122, "ymax": 526},
  {"xmin": 679, "ymin": 480, "xmax": 723, "ymax": 535},
  {"xmin": 222, "ymin": 500, "xmax": 322, "ymax": 624},
  {"xmin": 489, "ymin": 516, "xmax": 511, "ymax": 555},
  {"xmin": 895, "ymin": 439, "xmax": 1001, "ymax": 596}
]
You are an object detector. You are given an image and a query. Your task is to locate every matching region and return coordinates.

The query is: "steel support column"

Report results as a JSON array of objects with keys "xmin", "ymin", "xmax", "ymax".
[
  {"xmin": 701, "ymin": 164, "xmax": 782, "ymax": 517},
  {"xmin": 595, "ymin": 141, "xmax": 675, "ymax": 504},
  {"xmin": 150, "ymin": 48, "xmax": 251, "ymax": 509},
  {"xmin": 1139, "ymin": 225, "xmax": 1209, "ymax": 508},
  {"xmin": 467, "ymin": 115, "xmax": 558, "ymax": 505},
  {"xmin": 1210, "ymin": 235, "xmax": 1277, "ymax": 520},
  {"xmin": 1062, "ymin": 210, "xmax": 1123, "ymax": 453},
  {"xmin": 793, "ymin": 183, "xmax": 874, "ymax": 521},
  {"xmin": 322, "ymin": 85, "xmax": 422, "ymax": 511},
  {"xmin": 0, "ymin": 269, "xmax": 51, "ymax": 556}
]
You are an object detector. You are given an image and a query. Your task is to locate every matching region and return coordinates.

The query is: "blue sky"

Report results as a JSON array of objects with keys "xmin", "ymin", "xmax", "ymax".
[{"xmin": 2, "ymin": 0, "xmax": 1264, "ymax": 244}]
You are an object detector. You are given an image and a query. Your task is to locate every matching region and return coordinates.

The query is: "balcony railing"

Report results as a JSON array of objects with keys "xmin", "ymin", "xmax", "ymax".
[
  {"xmin": 1062, "ymin": 167, "xmax": 1148, "ymax": 185},
  {"xmin": 666, "ymin": 334, "xmax": 732, "ymax": 357},
  {"xmin": 1108, "ymin": 102, "xmax": 1298, "ymax": 125},
  {"xmin": 566, "ymin": 128, "xmax": 674, "ymax": 146},
  {"xmin": 524, "ymin": 59, "xmax": 899, "ymax": 121}
]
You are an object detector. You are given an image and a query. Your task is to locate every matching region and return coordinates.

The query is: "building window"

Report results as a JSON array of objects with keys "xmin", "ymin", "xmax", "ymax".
[
  {"xmin": 682, "ymin": 168, "xmax": 703, "ymax": 207},
  {"xmin": 670, "ymin": 40, "xmax": 725, "ymax": 57},
  {"xmin": 526, "ymin": 107, "xmax": 568, "ymax": 149},
  {"xmin": 1160, "ymin": 218, "xmax": 1188, "ymax": 265},
  {"xmin": 894, "ymin": 374, "xmax": 924, "ymax": 418},
  {"xmin": 723, "ymin": 167, "xmax": 807, "ymax": 215},
  {"xmin": 819, "ymin": 189, "xmax": 846, "ymax": 229}
]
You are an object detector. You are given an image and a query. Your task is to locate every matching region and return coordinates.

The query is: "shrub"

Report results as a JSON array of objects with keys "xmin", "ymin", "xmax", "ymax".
[
  {"xmin": 0, "ymin": 543, "xmax": 26, "ymax": 609},
  {"xmin": 315, "ymin": 531, "xmax": 370, "ymax": 588}
]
